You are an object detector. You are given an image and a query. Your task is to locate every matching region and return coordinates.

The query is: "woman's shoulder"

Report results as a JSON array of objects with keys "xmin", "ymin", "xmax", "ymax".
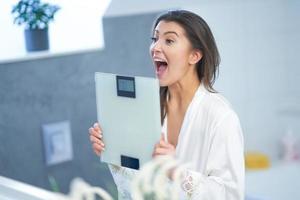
[
  {"xmin": 199, "ymin": 87, "xmax": 238, "ymax": 123},
  {"xmin": 200, "ymin": 86, "xmax": 232, "ymax": 109},
  {"xmin": 207, "ymin": 91, "xmax": 232, "ymax": 109}
]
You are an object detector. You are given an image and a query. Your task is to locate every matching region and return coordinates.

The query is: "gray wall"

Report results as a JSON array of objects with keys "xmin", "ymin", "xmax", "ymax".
[{"xmin": 0, "ymin": 12, "xmax": 159, "ymax": 197}]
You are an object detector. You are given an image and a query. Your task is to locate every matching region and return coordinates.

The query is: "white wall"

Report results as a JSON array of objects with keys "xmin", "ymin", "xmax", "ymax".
[
  {"xmin": 0, "ymin": 1, "xmax": 25, "ymax": 60},
  {"xmin": 185, "ymin": 0, "xmax": 300, "ymax": 161},
  {"xmin": 0, "ymin": 0, "xmax": 111, "ymax": 61}
]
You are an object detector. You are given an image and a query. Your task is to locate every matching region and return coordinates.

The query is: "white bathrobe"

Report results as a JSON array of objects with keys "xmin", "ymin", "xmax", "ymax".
[{"xmin": 109, "ymin": 84, "xmax": 245, "ymax": 200}]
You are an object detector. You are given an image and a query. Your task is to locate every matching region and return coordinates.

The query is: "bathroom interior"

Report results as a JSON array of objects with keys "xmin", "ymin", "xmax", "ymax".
[{"xmin": 0, "ymin": 0, "xmax": 299, "ymax": 199}]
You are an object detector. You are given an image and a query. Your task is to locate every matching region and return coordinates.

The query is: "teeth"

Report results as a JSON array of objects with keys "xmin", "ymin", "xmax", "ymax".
[
  {"xmin": 154, "ymin": 60, "xmax": 167, "ymax": 65},
  {"xmin": 155, "ymin": 60, "xmax": 167, "ymax": 63},
  {"xmin": 153, "ymin": 57, "xmax": 167, "ymax": 63}
]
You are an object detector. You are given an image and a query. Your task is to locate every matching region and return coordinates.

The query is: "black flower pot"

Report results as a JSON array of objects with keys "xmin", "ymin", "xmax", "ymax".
[{"xmin": 24, "ymin": 28, "xmax": 49, "ymax": 52}]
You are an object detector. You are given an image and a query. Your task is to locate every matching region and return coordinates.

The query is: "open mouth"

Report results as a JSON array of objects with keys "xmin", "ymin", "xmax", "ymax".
[{"xmin": 155, "ymin": 60, "xmax": 168, "ymax": 78}]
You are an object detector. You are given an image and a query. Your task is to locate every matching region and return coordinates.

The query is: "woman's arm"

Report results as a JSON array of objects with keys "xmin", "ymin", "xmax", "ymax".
[{"xmin": 180, "ymin": 111, "xmax": 245, "ymax": 200}]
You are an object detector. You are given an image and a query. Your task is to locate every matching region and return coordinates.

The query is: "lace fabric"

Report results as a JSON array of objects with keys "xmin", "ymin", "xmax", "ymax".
[
  {"xmin": 109, "ymin": 164, "xmax": 202, "ymax": 200},
  {"xmin": 108, "ymin": 164, "xmax": 137, "ymax": 200},
  {"xmin": 180, "ymin": 170, "xmax": 201, "ymax": 198}
]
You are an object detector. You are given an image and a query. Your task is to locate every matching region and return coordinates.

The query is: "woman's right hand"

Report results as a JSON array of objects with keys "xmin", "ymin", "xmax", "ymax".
[{"xmin": 89, "ymin": 122, "xmax": 105, "ymax": 156}]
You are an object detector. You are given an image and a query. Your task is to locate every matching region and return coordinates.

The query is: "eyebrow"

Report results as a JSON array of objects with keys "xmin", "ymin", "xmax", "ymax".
[{"xmin": 154, "ymin": 30, "xmax": 179, "ymax": 37}]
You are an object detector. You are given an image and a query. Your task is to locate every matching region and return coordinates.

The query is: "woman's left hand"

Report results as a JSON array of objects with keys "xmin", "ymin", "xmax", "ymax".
[{"xmin": 152, "ymin": 134, "xmax": 176, "ymax": 158}]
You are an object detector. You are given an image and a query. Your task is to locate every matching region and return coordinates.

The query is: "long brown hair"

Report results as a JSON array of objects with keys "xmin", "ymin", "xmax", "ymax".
[{"xmin": 152, "ymin": 10, "xmax": 221, "ymax": 124}]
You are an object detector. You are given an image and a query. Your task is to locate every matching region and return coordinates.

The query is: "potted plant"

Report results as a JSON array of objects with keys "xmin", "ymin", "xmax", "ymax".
[{"xmin": 12, "ymin": 0, "xmax": 60, "ymax": 52}]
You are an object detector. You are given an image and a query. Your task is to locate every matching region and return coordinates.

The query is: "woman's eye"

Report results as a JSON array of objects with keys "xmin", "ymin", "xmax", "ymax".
[
  {"xmin": 166, "ymin": 39, "xmax": 174, "ymax": 45},
  {"xmin": 151, "ymin": 37, "xmax": 158, "ymax": 42}
]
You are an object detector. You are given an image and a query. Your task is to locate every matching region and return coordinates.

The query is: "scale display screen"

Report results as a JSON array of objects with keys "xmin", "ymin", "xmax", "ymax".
[{"xmin": 116, "ymin": 76, "xmax": 136, "ymax": 98}]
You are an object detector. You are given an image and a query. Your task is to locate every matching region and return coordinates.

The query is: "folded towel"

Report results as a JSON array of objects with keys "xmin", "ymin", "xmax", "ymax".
[{"xmin": 245, "ymin": 152, "xmax": 270, "ymax": 170}]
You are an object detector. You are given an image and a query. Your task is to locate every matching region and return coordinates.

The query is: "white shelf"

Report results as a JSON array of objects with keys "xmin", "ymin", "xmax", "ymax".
[{"xmin": 0, "ymin": 176, "xmax": 69, "ymax": 200}]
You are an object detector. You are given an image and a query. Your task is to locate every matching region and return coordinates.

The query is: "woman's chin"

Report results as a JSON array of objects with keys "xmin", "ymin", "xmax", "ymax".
[{"xmin": 158, "ymin": 79, "xmax": 169, "ymax": 87}]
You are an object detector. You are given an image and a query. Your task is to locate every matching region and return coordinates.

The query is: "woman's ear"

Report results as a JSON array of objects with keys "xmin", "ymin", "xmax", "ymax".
[{"xmin": 189, "ymin": 50, "xmax": 203, "ymax": 65}]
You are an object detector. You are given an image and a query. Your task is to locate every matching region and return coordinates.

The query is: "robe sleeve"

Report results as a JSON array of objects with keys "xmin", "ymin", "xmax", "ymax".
[{"xmin": 180, "ymin": 111, "xmax": 245, "ymax": 200}]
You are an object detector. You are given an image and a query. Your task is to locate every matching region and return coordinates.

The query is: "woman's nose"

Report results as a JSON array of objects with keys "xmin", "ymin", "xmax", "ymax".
[{"xmin": 150, "ymin": 40, "xmax": 162, "ymax": 53}]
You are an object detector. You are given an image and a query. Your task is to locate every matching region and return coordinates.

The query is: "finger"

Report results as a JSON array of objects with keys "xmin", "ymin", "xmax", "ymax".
[
  {"xmin": 94, "ymin": 149, "xmax": 101, "ymax": 156},
  {"xmin": 154, "ymin": 144, "xmax": 176, "ymax": 156},
  {"xmin": 89, "ymin": 128, "xmax": 103, "ymax": 139},
  {"xmin": 93, "ymin": 122, "xmax": 103, "ymax": 133},
  {"xmin": 93, "ymin": 143, "xmax": 105, "ymax": 153},
  {"xmin": 90, "ymin": 135, "xmax": 105, "ymax": 147},
  {"xmin": 153, "ymin": 147, "xmax": 169, "ymax": 156},
  {"xmin": 159, "ymin": 139, "xmax": 170, "ymax": 148},
  {"xmin": 93, "ymin": 146, "xmax": 101, "ymax": 157},
  {"xmin": 89, "ymin": 129, "xmax": 98, "ymax": 138},
  {"xmin": 159, "ymin": 138, "xmax": 175, "ymax": 149},
  {"xmin": 152, "ymin": 149, "xmax": 162, "ymax": 157},
  {"xmin": 154, "ymin": 142, "xmax": 161, "ymax": 149},
  {"xmin": 155, "ymin": 140, "xmax": 173, "ymax": 150},
  {"xmin": 89, "ymin": 134, "xmax": 98, "ymax": 143},
  {"xmin": 160, "ymin": 133, "xmax": 166, "ymax": 141},
  {"xmin": 152, "ymin": 141, "xmax": 169, "ymax": 156}
]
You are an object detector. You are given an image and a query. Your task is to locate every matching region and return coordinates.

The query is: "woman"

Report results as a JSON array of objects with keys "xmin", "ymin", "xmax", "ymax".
[{"xmin": 89, "ymin": 10, "xmax": 244, "ymax": 200}]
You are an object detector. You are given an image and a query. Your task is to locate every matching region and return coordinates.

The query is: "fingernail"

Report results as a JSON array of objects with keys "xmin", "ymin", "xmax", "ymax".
[{"xmin": 93, "ymin": 123, "xmax": 98, "ymax": 128}]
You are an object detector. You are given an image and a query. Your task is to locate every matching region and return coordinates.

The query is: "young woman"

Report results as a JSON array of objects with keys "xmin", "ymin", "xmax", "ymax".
[{"xmin": 89, "ymin": 10, "xmax": 244, "ymax": 200}]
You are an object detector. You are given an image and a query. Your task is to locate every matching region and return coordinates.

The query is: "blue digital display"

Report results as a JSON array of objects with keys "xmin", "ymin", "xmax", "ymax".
[
  {"xmin": 118, "ymin": 79, "xmax": 134, "ymax": 92},
  {"xmin": 116, "ymin": 76, "xmax": 136, "ymax": 98}
]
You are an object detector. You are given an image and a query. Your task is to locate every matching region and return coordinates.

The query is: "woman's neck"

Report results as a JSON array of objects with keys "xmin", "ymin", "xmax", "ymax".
[{"xmin": 167, "ymin": 72, "xmax": 200, "ymax": 109}]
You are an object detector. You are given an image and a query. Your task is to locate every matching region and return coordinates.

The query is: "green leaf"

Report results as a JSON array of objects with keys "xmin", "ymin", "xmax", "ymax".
[
  {"xmin": 11, "ymin": 0, "xmax": 60, "ymax": 29},
  {"xmin": 48, "ymin": 175, "xmax": 60, "ymax": 193}
]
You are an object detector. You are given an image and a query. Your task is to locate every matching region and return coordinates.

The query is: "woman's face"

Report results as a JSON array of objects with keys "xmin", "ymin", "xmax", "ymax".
[{"xmin": 150, "ymin": 20, "xmax": 200, "ymax": 87}]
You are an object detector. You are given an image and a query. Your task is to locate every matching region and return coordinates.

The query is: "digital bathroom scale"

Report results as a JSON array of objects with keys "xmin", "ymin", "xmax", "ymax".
[{"xmin": 95, "ymin": 72, "xmax": 161, "ymax": 169}]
